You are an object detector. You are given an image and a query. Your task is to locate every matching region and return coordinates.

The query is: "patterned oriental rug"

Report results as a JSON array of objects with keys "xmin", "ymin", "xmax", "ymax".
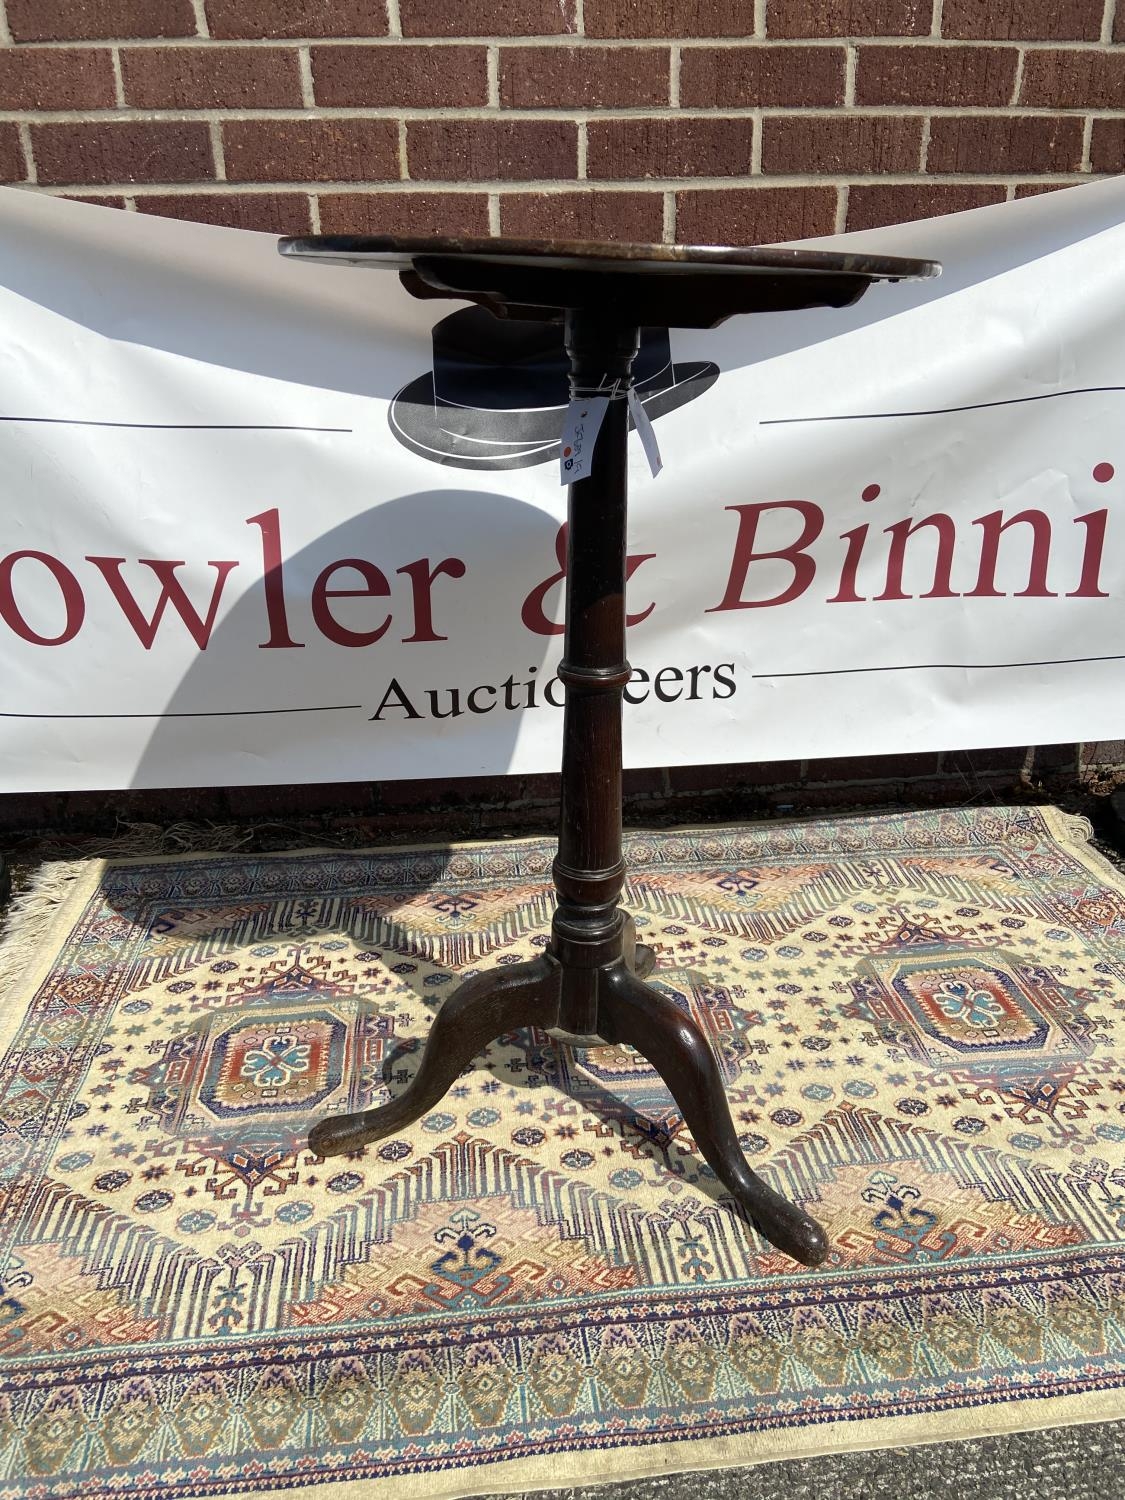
[{"xmin": 0, "ymin": 807, "xmax": 1122, "ymax": 1500}]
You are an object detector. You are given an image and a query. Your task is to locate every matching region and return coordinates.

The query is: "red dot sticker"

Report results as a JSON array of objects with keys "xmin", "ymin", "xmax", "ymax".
[
  {"xmin": 861, "ymin": 484, "xmax": 881, "ymax": 502},
  {"xmin": 1093, "ymin": 462, "xmax": 1114, "ymax": 482},
  {"xmin": 563, "ymin": 446, "xmax": 572, "ymax": 457}
]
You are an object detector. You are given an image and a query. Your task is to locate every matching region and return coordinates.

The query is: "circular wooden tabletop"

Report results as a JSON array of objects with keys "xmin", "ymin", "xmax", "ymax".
[{"xmin": 278, "ymin": 232, "xmax": 940, "ymax": 283}]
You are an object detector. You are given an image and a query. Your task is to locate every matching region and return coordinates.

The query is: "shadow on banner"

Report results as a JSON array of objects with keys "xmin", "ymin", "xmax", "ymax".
[{"xmin": 129, "ymin": 489, "xmax": 560, "ymax": 797}]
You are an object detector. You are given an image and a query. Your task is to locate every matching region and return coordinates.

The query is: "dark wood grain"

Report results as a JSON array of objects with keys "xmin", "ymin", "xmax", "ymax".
[
  {"xmin": 280, "ymin": 229, "xmax": 939, "ymax": 281},
  {"xmin": 293, "ymin": 234, "xmax": 940, "ymax": 1264}
]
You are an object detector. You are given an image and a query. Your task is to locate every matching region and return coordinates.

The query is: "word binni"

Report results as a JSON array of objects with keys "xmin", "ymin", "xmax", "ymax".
[{"xmin": 709, "ymin": 471, "xmax": 1113, "ymax": 611}]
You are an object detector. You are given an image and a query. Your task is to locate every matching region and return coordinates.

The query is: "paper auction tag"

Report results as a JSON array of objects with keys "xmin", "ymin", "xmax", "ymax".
[
  {"xmin": 627, "ymin": 387, "xmax": 663, "ymax": 478},
  {"xmin": 559, "ymin": 395, "xmax": 610, "ymax": 485}
]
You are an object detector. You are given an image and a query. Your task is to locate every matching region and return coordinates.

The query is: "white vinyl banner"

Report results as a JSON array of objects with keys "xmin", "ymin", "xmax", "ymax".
[{"xmin": 1, "ymin": 182, "xmax": 1125, "ymax": 793}]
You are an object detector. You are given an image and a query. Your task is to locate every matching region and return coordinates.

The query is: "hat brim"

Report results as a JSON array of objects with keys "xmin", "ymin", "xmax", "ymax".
[{"xmin": 388, "ymin": 361, "xmax": 718, "ymax": 471}]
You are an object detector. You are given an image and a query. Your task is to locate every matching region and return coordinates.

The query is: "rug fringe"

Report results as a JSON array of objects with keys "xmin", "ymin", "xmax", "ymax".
[
  {"xmin": 0, "ymin": 858, "xmax": 91, "ymax": 1003},
  {"xmin": 0, "ymin": 822, "xmax": 256, "ymax": 1001},
  {"xmin": 14, "ymin": 819, "xmax": 257, "ymax": 861},
  {"xmin": 102, "ymin": 820, "xmax": 257, "ymax": 856},
  {"xmin": 1057, "ymin": 810, "xmax": 1095, "ymax": 844}
]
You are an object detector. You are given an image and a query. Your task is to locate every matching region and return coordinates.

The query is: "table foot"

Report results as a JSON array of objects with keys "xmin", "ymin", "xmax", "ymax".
[
  {"xmin": 308, "ymin": 956, "xmax": 561, "ymax": 1158},
  {"xmin": 599, "ymin": 966, "xmax": 830, "ymax": 1268}
]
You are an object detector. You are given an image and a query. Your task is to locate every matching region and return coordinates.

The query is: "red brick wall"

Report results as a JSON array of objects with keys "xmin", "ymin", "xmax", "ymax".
[{"xmin": 1, "ymin": 1, "xmax": 1121, "ymax": 240}]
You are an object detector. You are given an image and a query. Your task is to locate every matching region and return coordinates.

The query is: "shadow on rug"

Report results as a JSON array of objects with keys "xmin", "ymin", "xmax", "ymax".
[{"xmin": 0, "ymin": 806, "xmax": 1121, "ymax": 1499}]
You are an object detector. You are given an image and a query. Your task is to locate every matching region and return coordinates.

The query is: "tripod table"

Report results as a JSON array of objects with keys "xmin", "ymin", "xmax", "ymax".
[{"xmin": 278, "ymin": 233, "xmax": 940, "ymax": 1267}]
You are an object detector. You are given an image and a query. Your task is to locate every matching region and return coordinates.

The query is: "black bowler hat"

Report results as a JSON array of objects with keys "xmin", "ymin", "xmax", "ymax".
[{"xmin": 389, "ymin": 306, "xmax": 719, "ymax": 471}]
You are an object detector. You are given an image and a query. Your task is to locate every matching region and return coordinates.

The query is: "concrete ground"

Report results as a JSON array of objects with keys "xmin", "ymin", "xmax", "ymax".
[{"xmin": 488, "ymin": 1420, "xmax": 1123, "ymax": 1500}]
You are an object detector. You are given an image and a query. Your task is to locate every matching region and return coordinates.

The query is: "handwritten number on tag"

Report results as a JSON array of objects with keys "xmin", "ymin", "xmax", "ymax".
[{"xmin": 559, "ymin": 396, "xmax": 610, "ymax": 485}]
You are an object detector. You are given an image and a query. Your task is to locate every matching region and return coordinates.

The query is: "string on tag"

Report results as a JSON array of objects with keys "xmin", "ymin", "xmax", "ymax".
[
  {"xmin": 559, "ymin": 380, "xmax": 664, "ymax": 484},
  {"xmin": 571, "ymin": 376, "xmax": 628, "ymax": 401}
]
